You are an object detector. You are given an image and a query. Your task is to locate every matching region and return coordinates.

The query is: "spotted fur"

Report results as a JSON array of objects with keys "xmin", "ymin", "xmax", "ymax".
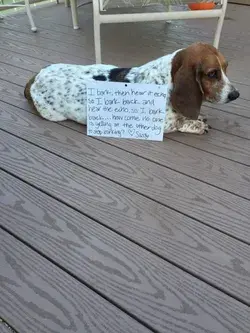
[{"xmin": 25, "ymin": 43, "xmax": 239, "ymax": 135}]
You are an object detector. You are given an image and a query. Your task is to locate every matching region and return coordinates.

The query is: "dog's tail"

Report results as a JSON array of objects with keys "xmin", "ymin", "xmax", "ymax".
[{"xmin": 24, "ymin": 74, "xmax": 37, "ymax": 101}]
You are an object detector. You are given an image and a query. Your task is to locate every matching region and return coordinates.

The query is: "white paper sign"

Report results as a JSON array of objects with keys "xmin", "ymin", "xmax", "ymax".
[{"xmin": 87, "ymin": 82, "xmax": 168, "ymax": 141}]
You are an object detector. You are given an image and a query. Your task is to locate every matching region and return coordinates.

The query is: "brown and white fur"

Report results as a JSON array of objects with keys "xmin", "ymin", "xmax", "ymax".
[{"xmin": 24, "ymin": 42, "xmax": 239, "ymax": 135}]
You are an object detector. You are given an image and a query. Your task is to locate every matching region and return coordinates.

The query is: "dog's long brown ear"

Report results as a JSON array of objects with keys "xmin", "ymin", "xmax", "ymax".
[{"xmin": 171, "ymin": 53, "xmax": 203, "ymax": 120}]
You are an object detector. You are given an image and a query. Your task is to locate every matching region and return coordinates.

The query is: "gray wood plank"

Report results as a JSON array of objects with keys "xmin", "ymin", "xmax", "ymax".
[
  {"xmin": 202, "ymin": 106, "xmax": 250, "ymax": 138},
  {"xmin": 0, "ymin": 38, "xmax": 91, "ymax": 68},
  {"xmin": 0, "ymin": 62, "xmax": 34, "ymax": 87},
  {"xmin": 167, "ymin": 4, "xmax": 250, "ymax": 32},
  {"xmin": 204, "ymin": 99, "xmax": 250, "ymax": 119},
  {"xmin": 168, "ymin": 130, "xmax": 250, "ymax": 165},
  {"xmin": 1, "ymin": 56, "xmax": 249, "ymax": 102},
  {"xmin": 0, "ymin": 322, "xmax": 14, "ymax": 333},
  {"xmin": 1, "ymin": 72, "xmax": 250, "ymax": 144},
  {"xmin": 1, "ymin": 14, "xmax": 249, "ymax": 58},
  {"xmin": 1, "ymin": 172, "xmax": 250, "ymax": 333},
  {"xmin": 4, "ymin": 4, "xmax": 250, "ymax": 56},
  {"xmin": 0, "ymin": 127, "xmax": 250, "ymax": 274},
  {"xmin": 1, "ymin": 167, "xmax": 250, "ymax": 303},
  {"xmin": 0, "ymin": 28, "xmax": 94, "ymax": 61},
  {"xmin": 63, "ymin": 117, "xmax": 250, "ymax": 166},
  {"xmin": 10, "ymin": 3, "xmax": 250, "ymax": 42},
  {"xmin": 1, "ymin": 5, "xmax": 250, "ymax": 86},
  {"xmin": 1, "ymin": 102, "xmax": 250, "ymax": 201},
  {"xmin": 229, "ymin": 0, "xmax": 250, "ymax": 5},
  {"xmin": 0, "ymin": 48, "xmax": 49, "ymax": 73},
  {"xmin": 12, "ymin": 3, "xmax": 250, "ymax": 41},
  {"xmin": 1, "ymin": 13, "xmax": 87, "ymax": 36},
  {"xmin": 1, "ymin": 116, "xmax": 250, "ymax": 243},
  {"xmin": 0, "ymin": 229, "xmax": 153, "ymax": 333},
  {"xmin": 0, "ymin": 58, "xmax": 248, "ymax": 165}
]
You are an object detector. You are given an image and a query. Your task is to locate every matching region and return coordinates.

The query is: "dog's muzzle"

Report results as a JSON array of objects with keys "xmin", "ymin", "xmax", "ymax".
[{"xmin": 228, "ymin": 89, "xmax": 240, "ymax": 102}]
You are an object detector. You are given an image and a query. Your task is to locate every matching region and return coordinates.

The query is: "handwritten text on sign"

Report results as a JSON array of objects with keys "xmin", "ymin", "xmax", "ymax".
[{"xmin": 87, "ymin": 82, "xmax": 168, "ymax": 141}]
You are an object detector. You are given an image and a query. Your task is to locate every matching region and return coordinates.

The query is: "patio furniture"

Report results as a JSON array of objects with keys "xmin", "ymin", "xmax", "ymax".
[
  {"xmin": 0, "ymin": 0, "xmax": 37, "ymax": 31},
  {"xmin": 69, "ymin": 0, "xmax": 228, "ymax": 63}
]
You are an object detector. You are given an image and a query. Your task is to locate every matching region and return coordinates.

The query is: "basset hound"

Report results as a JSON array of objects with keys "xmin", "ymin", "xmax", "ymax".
[{"xmin": 24, "ymin": 42, "xmax": 239, "ymax": 135}]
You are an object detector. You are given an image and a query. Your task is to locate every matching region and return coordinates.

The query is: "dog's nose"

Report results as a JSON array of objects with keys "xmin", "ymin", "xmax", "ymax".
[{"xmin": 228, "ymin": 90, "xmax": 240, "ymax": 101}]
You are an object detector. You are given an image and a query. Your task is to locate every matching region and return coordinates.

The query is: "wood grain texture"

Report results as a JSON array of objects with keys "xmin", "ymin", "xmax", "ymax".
[
  {"xmin": 1, "ymin": 3, "xmax": 250, "ymax": 333},
  {"xmin": 0, "ymin": 229, "xmax": 153, "ymax": 333},
  {"xmin": 1, "ymin": 4, "xmax": 250, "ymax": 85},
  {"xmin": 0, "ymin": 322, "xmax": 14, "ymax": 333},
  {"xmin": 0, "ymin": 126, "xmax": 250, "ymax": 279},
  {"xmin": 0, "ymin": 81, "xmax": 29, "ymax": 111},
  {"xmin": 1, "ymin": 71, "xmax": 250, "ymax": 157},
  {"xmin": 1, "ymin": 14, "xmax": 87, "ymax": 36},
  {"xmin": 63, "ymin": 118, "xmax": 250, "ymax": 166},
  {"xmin": 202, "ymin": 106, "xmax": 250, "ymax": 138},
  {"xmin": 0, "ymin": 38, "xmax": 90, "ymax": 68},
  {"xmin": 0, "ymin": 62, "xmax": 34, "ymax": 87},
  {"xmin": 169, "ymin": 130, "xmax": 250, "ymax": 165},
  {"xmin": 10, "ymin": 3, "xmax": 250, "ymax": 43},
  {"xmin": 0, "ymin": 60, "xmax": 248, "ymax": 166},
  {"xmin": 1, "ymin": 119, "xmax": 250, "ymax": 243},
  {"xmin": 0, "ymin": 48, "xmax": 49, "ymax": 73},
  {"xmin": 204, "ymin": 99, "xmax": 250, "ymax": 119},
  {"xmin": 2, "ymin": 4, "xmax": 250, "ymax": 56},
  {"xmin": 0, "ymin": 25, "xmax": 94, "ymax": 61},
  {"xmin": 1, "ymin": 50, "xmax": 249, "ymax": 102},
  {"xmin": 1, "ymin": 101, "xmax": 250, "ymax": 202},
  {"xmin": 1, "ymin": 173, "xmax": 250, "ymax": 333}
]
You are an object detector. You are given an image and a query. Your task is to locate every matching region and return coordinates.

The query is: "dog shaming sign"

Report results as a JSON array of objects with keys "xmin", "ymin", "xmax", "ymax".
[{"xmin": 87, "ymin": 82, "xmax": 168, "ymax": 141}]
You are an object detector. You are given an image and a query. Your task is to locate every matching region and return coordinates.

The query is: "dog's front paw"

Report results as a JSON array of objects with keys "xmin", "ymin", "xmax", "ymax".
[
  {"xmin": 198, "ymin": 115, "xmax": 207, "ymax": 123},
  {"xmin": 197, "ymin": 120, "xmax": 211, "ymax": 134},
  {"xmin": 178, "ymin": 118, "xmax": 211, "ymax": 135},
  {"xmin": 198, "ymin": 116, "xmax": 211, "ymax": 134}
]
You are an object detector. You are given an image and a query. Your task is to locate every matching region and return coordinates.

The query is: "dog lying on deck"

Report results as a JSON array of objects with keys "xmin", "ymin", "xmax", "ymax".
[{"xmin": 24, "ymin": 42, "xmax": 239, "ymax": 135}]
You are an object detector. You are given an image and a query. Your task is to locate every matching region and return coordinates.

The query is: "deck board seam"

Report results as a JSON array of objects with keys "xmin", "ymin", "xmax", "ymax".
[
  {"xmin": 0, "ymin": 223, "xmax": 158, "ymax": 333},
  {"xmin": 1, "ymin": 170, "xmax": 250, "ymax": 308},
  {"xmin": 0, "ymin": 45, "xmax": 92, "ymax": 67},
  {"xmin": 211, "ymin": 128, "xmax": 250, "ymax": 141},
  {"xmin": 0, "ymin": 36, "xmax": 94, "ymax": 62},
  {"xmin": 0, "ymin": 60, "xmax": 35, "ymax": 75},
  {"xmin": 168, "ymin": 138, "xmax": 250, "ymax": 167},
  {"xmin": 206, "ymin": 105, "xmax": 250, "ymax": 119},
  {"xmin": 1, "ymin": 18, "xmax": 250, "ymax": 57},
  {"xmin": 0, "ymin": 37, "xmax": 249, "ymax": 88},
  {"xmin": 1, "ymin": 124, "xmax": 250, "ymax": 203},
  {"xmin": 0, "ymin": 318, "xmax": 19, "ymax": 333},
  {"xmin": 1, "ymin": 128, "xmax": 250, "ymax": 247},
  {"xmin": 1, "ymin": 101, "xmax": 250, "ymax": 192},
  {"xmin": 1, "ymin": 97, "xmax": 249, "ymax": 164},
  {"xmin": 0, "ymin": 26, "xmax": 97, "ymax": 55}
]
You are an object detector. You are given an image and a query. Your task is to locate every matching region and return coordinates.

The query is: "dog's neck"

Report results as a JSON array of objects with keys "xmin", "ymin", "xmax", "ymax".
[{"xmin": 126, "ymin": 49, "xmax": 182, "ymax": 85}]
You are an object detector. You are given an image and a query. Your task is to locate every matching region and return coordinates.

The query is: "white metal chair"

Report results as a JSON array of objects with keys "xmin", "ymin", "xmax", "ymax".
[
  {"xmin": 0, "ymin": 0, "xmax": 37, "ymax": 31},
  {"xmin": 69, "ymin": 0, "xmax": 228, "ymax": 63}
]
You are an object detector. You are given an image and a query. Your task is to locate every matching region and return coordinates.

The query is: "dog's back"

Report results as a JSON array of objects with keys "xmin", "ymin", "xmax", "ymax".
[{"xmin": 24, "ymin": 63, "xmax": 116, "ymax": 123}]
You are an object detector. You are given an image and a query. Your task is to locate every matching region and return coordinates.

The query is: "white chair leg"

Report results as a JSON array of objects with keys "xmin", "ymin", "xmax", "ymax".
[
  {"xmin": 70, "ymin": 0, "xmax": 79, "ymax": 29},
  {"xmin": 166, "ymin": 4, "xmax": 171, "ymax": 24},
  {"xmin": 213, "ymin": 0, "xmax": 228, "ymax": 48},
  {"xmin": 24, "ymin": 0, "xmax": 37, "ymax": 32},
  {"xmin": 94, "ymin": 21, "xmax": 101, "ymax": 63},
  {"xmin": 93, "ymin": 0, "xmax": 101, "ymax": 63}
]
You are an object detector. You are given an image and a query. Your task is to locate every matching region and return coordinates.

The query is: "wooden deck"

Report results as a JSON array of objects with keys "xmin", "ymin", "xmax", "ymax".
[{"xmin": 0, "ymin": 3, "xmax": 250, "ymax": 333}]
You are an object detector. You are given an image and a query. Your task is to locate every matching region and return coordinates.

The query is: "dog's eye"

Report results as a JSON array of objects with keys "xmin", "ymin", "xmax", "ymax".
[{"xmin": 207, "ymin": 70, "xmax": 218, "ymax": 79}]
